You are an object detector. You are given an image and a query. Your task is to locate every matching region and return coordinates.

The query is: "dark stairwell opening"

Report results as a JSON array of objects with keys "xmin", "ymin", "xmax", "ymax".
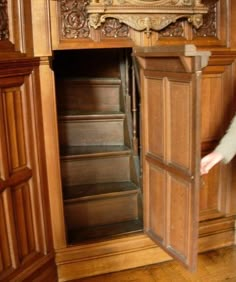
[{"xmin": 52, "ymin": 48, "xmax": 143, "ymax": 245}]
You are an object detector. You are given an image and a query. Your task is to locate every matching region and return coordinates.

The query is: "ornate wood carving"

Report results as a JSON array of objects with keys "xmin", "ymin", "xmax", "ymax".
[
  {"xmin": 60, "ymin": 0, "xmax": 90, "ymax": 39},
  {"xmin": 87, "ymin": 0, "xmax": 208, "ymax": 37},
  {"xmin": 0, "ymin": 0, "xmax": 9, "ymax": 40},
  {"xmin": 101, "ymin": 19, "xmax": 129, "ymax": 38},
  {"xmin": 159, "ymin": 19, "xmax": 184, "ymax": 38},
  {"xmin": 193, "ymin": 0, "xmax": 217, "ymax": 38},
  {"xmin": 60, "ymin": 0, "xmax": 129, "ymax": 39},
  {"xmin": 58, "ymin": 0, "xmax": 212, "ymax": 40}
]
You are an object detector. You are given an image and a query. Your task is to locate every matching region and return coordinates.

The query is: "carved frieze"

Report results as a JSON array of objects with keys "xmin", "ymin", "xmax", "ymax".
[
  {"xmin": 90, "ymin": 13, "xmax": 203, "ymax": 38},
  {"xmin": 58, "ymin": 0, "xmax": 211, "ymax": 40},
  {"xmin": 87, "ymin": 0, "xmax": 208, "ymax": 36},
  {"xmin": 0, "ymin": 0, "xmax": 9, "ymax": 40}
]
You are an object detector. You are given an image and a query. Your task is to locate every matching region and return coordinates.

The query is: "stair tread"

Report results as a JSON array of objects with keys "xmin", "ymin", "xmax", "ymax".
[
  {"xmin": 63, "ymin": 181, "xmax": 139, "ymax": 200},
  {"xmin": 60, "ymin": 145, "xmax": 130, "ymax": 155},
  {"xmin": 60, "ymin": 145, "xmax": 130, "ymax": 157},
  {"xmin": 58, "ymin": 111, "xmax": 125, "ymax": 121},
  {"xmin": 58, "ymin": 77, "xmax": 122, "ymax": 84},
  {"xmin": 67, "ymin": 219, "xmax": 143, "ymax": 244}
]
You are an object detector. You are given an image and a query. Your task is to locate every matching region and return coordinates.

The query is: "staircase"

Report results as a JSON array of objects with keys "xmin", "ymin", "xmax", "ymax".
[{"xmin": 54, "ymin": 49, "xmax": 143, "ymax": 244}]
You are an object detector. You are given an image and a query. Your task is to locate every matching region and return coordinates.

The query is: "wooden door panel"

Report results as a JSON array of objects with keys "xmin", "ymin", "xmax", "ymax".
[
  {"xmin": 135, "ymin": 45, "xmax": 210, "ymax": 271},
  {"xmin": 143, "ymin": 74, "xmax": 199, "ymax": 269}
]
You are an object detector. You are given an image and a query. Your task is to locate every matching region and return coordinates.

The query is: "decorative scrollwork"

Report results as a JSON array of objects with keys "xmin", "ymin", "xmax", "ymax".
[
  {"xmin": 0, "ymin": 0, "xmax": 9, "ymax": 40},
  {"xmin": 89, "ymin": 13, "xmax": 204, "ymax": 37},
  {"xmin": 87, "ymin": 0, "xmax": 208, "ymax": 37},
  {"xmin": 60, "ymin": 0, "xmax": 90, "ymax": 39},
  {"xmin": 101, "ymin": 19, "xmax": 129, "ymax": 37}
]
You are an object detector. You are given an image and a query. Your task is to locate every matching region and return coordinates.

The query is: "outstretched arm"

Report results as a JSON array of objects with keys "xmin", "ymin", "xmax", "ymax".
[{"xmin": 200, "ymin": 114, "xmax": 236, "ymax": 175}]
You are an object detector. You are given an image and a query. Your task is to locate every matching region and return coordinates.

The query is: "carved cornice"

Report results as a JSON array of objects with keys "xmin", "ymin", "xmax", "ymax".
[
  {"xmin": 87, "ymin": 0, "xmax": 208, "ymax": 37},
  {"xmin": 0, "ymin": 0, "xmax": 9, "ymax": 40}
]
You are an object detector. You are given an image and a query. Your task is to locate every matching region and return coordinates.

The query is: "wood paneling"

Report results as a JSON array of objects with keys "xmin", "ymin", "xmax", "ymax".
[
  {"xmin": 200, "ymin": 54, "xmax": 236, "ymax": 220},
  {"xmin": 0, "ymin": 58, "xmax": 57, "ymax": 281}
]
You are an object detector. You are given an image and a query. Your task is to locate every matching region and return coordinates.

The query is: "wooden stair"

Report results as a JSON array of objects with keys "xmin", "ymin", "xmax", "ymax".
[{"xmin": 54, "ymin": 49, "xmax": 142, "ymax": 244}]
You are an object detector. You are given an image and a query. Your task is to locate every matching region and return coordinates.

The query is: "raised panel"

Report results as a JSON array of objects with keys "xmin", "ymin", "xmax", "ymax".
[
  {"xmin": 148, "ymin": 164, "xmax": 165, "ymax": 243},
  {"xmin": 12, "ymin": 183, "xmax": 35, "ymax": 260},
  {"xmin": 199, "ymin": 165, "xmax": 221, "ymax": 212},
  {"xmin": 168, "ymin": 80, "xmax": 192, "ymax": 170},
  {"xmin": 201, "ymin": 74, "xmax": 223, "ymax": 141},
  {"xmin": 167, "ymin": 175, "xmax": 192, "ymax": 262},
  {"xmin": 201, "ymin": 65, "xmax": 233, "ymax": 143},
  {"xmin": 146, "ymin": 78, "xmax": 164, "ymax": 158},
  {"xmin": 3, "ymin": 88, "xmax": 26, "ymax": 171}
]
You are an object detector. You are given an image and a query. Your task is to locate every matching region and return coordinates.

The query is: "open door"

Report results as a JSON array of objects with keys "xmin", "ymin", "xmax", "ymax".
[{"xmin": 134, "ymin": 45, "xmax": 210, "ymax": 271}]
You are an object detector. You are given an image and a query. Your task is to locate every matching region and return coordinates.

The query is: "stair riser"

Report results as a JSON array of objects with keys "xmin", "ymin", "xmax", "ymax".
[
  {"xmin": 57, "ymin": 81, "xmax": 121, "ymax": 112},
  {"xmin": 61, "ymin": 156, "xmax": 131, "ymax": 186},
  {"xmin": 59, "ymin": 120, "xmax": 124, "ymax": 146},
  {"xmin": 64, "ymin": 194, "xmax": 138, "ymax": 229}
]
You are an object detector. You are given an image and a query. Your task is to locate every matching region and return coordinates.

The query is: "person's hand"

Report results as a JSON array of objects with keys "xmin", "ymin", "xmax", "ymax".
[{"xmin": 200, "ymin": 151, "xmax": 223, "ymax": 175}]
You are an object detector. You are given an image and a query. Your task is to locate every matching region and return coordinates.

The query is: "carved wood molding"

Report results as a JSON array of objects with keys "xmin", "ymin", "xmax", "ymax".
[{"xmin": 87, "ymin": 0, "xmax": 208, "ymax": 37}]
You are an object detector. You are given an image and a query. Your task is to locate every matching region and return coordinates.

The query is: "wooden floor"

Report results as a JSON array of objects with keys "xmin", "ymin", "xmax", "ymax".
[{"xmin": 77, "ymin": 246, "xmax": 236, "ymax": 281}]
